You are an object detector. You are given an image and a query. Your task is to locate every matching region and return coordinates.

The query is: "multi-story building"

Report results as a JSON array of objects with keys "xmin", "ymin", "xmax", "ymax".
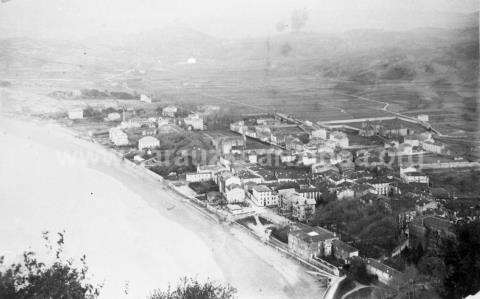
[
  {"xmin": 332, "ymin": 239, "xmax": 359, "ymax": 263},
  {"xmin": 197, "ymin": 164, "xmax": 228, "ymax": 180},
  {"xmin": 336, "ymin": 182, "xmax": 355, "ymax": 200},
  {"xmin": 225, "ymin": 184, "xmax": 245, "ymax": 203},
  {"xmin": 278, "ymin": 189, "xmax": 316, "ymax": 221},
  {"xmin": 292, "ymin": 197, "xmax": 317, "ymax": 221},
  {"xmin": 251, "ymin": 185, "xmax": 278, "ymax": 206},
  {"xmin": 311, "ymin": 128, "xmax": 327, "ymax": 140},
  {"xmin": 295, "ymin": 185, "xmax": 322, "ymax": 201},
  {"xmin": 220, "ymin": 137, "xmax": 245, "ymax": 154},
  {"xmin": 368, "ymin": 177, "xmax": 395, "ymax": 195},
  {"xmin": 184, "ymin": 113, "xmax": 204, "ymax": 130},
  {"xmin": 138, "ymin": 136, "xmax": 160, "ymax": 150},
  {"xmin": 400, "ymin": 166, "xmax": 429, "ymax": 184},
  {"xmin": 421, "ymin": 140, "xmax": 445, "ymax": 154},
  {"xmin": 285, "ymin": 136, "xmax": 304, "ymax": 151},
  {"xmin": 185, "ymin": 172, "xmax": 212, "ymax": 183},
  {"xmin": 162, "ymin": 106, "xmax": 178, "ymax": 117},
  {"xmin": 288, "ymin": 226, "xmax": 338, "ymax": 260},
  {"xmin": 109, "ymin": 127, "xmax": 129, "ymax": 146}
]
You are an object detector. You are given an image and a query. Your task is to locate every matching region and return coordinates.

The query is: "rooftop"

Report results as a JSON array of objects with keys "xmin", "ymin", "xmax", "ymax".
[
  {"xmin": 252, "ymin": 185, "xmax": 271, "ymax": 192},
  {"xmin": 366, "ymin": 258, "xmax": 401, "ymax": 276},
  {"xmin": 290, "ymin": 226, "xmax": 337, "ymax": 243},
  {"xmin": 332, "ymin": 239, "xmax": 359, "ymax": 254}
]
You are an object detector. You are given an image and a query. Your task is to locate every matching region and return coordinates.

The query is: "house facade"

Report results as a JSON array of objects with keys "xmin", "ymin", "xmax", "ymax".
[
  {"xmin": 288, "ymin": 226, "xmax": 338, "ymax": 260},
  {"xmin": 138, "ymin": 136, "xmax": 160, "ymax": 150}
]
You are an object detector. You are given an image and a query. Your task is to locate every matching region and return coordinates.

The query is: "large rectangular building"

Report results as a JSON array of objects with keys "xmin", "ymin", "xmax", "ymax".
[
  {"xmin": 251, "ymin": 185, "xmax": 278, "ymax": 207},
  {"xmin": 288, "ymin": 226, "xmax": 338, "ymax": 260}
]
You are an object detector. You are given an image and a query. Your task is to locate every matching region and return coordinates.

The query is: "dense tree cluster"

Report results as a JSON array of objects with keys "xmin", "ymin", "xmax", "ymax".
[
  {"xmin": 344, "ymin": 259, "xmax": 377, "ymax": 285},
  {"xmin": 311, "ymin": 200, "xmax": 396, "ymax": 257},
  {"xmin": 401, "ymin": 221, "xmax": 480, "ymax": 298}
]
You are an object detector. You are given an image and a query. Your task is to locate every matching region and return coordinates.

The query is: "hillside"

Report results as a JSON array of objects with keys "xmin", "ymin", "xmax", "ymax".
[{"xmin": 0, "ymin": 19, "xmax": 478, "ymax": 137}]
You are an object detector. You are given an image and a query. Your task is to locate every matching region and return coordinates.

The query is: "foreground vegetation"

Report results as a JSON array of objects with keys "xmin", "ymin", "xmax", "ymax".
[
  {"xmin": 0, "ymin": 232, "xmax": 101, "ymax": 298},
  {"xmin": 0, "ymin": 232, "xmax": 235, "ymax": 299}
]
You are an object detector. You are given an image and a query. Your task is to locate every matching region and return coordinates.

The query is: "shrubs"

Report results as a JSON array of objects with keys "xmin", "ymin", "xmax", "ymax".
[
  {"xmin": 0, "ymin": 233, "xmax": 238, "ymax": 299},
  {"xmin": 270, "ymin": 226, "xmax": 290, "ymax": 243},
  {"xmin": 0, "ymin": 232, "xmax": 101, "ymax": 299},
  {"xmin": 345, "ymin": 258, "xmax": 377, "ymax": 285},
  {"xmin": 149, "ymin": 277, "xmax": 236, "ymax": 299}
]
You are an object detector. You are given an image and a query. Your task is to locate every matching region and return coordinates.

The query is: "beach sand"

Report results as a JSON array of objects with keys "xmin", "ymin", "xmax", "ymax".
[{"xmin": 0, "ymin": 115, "xmax": 324, "ymax": 298}]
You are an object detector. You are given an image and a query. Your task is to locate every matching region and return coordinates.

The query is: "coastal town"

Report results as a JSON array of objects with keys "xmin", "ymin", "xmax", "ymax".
[
  {"xmin": 54, "ymin": 91, "xmax": 480, "ymax": 297},
  {"xmin": 1, "ymin": 1, "xmax": 479, "ymax": 297}
]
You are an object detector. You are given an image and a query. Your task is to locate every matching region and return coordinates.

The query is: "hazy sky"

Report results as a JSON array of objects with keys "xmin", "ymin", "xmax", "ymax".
[{"xmin": 0, "ymin": 0, "xmax": 478, "ymax": 39}]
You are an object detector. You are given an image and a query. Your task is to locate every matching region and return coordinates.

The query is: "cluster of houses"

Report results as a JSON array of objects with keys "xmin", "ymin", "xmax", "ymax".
[
  {"xmin": 66, "ymin": 94, "xmax": 467, "ymax": 289},
  {"xmin": 286, "ymin": 224, "xmax": 401, "ymax": 283},
  {"xmin": 69, "ymin": 103, "xmax": 208, "ymax": 151},
  {"xmin": 359, "ymin": 119, "xmax": 447, "ymax": 155},
  {"xmin": 186, "ymin": 161, "xmax": 321, "ymax": 222}
]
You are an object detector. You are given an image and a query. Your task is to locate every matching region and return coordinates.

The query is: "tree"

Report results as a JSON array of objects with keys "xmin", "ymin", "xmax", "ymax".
[
  {"xmin": 389, "ymin": 265, "xmax": 440, "ymax": 299},
  {"xmin": 149, "ymin": 277, "xmax": 236, "ymax": 299},
  {"xmin": 346, "ymin": 259, "xmax": 376, "ymax": 285},
  {"xmin": 442, "ymin": 221, "xmax": 480, "ymax": 299},
  {"xmin": 0, "ymin": 232, "xmax": 101, "ymax": 298}
]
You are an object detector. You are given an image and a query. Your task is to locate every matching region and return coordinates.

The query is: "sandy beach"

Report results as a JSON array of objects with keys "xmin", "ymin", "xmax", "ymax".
[{"xmin": 0, "ymin": 114, "xmax": 324, "ymax": 298}]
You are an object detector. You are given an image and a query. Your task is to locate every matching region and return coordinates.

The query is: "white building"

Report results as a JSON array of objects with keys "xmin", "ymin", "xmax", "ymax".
[
  {"xmin": 184, "ymin": 113, "xmax": 204, "ymax": 130},
  {"xmin": 368, "ymin": 177, "xmax": 394, "ymax": 195},
  {"xmin": 186, "ymin": 172, "xmax": 212, "ymax": 182},
  {"xmin": 252, "ymin": 185, "xmax": 278, "ymax": 207},
  {"xmin": 403, "ymin": 136, "xmax": 420, "ymax": 147},
  {"xmin": 68, "ymin": 109, "xmax": 83, "ymax": 120},
  {"xmin": 106, "ymin": 112, "xmax": 121, "ymax": 121},
  {"xmin": 422, "ymin": 141, "xmax": 445, "ymax": 154},
  {"xmin": 157, "ymin": 117, "xmax": 170, "ymax": 127},
  {"xmin": 197, "ymin": 164, "xmax": 228, "ymax": 180},
  {"xmin": 162, "ymin": 106, "xmax": 178, "ymax": 117},
  {"xmin": 311, "ymin": 128, "xmax": 327, "ymax": 139},
  {"xmin": 417, "ymin": 114, "xmax": 429, "ymax": 122},
  {"xmin": 120, "ymin": 119, "xmax": 142, "ymax": 129},
  {"xmin": 225, "ymin": 184, "xmax": 245, "ymax": 203},
  {"xmin": 138, "ymin": 136, "xmax": 160, "ymax": 150},
  {"xmin": 140, "ymin": 94, "xmax": 152, "ymax": 103},
  {"xmin": 400, "ymin": 166, "xmax": 429, "ymax": 184},
  {"xmin": 281, "ymin": 153, "xmax": 296, "ymax": 163},
  {"xmin": 109, "ymin": 127, "xmax": 129, "ymax": 146},
  {"xmin": 336, "ymin": 186, "xmax": 355, "ymax": 200},
  {"xmin": 224, "ymin": 176, "xmax": 241, "ymax": 189},
  {"xmin": 302, "ymin": 153, "xmax": 317, "ymax": 166},
  {"xmin": 329, "ymin": 131, "xmax": 349, "ymax": 148}
]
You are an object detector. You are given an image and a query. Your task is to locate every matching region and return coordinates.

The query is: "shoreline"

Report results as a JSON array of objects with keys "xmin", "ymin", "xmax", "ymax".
[{"xmin": 0, "ymin": 113, "xmax": 327, "ymax": 299}]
